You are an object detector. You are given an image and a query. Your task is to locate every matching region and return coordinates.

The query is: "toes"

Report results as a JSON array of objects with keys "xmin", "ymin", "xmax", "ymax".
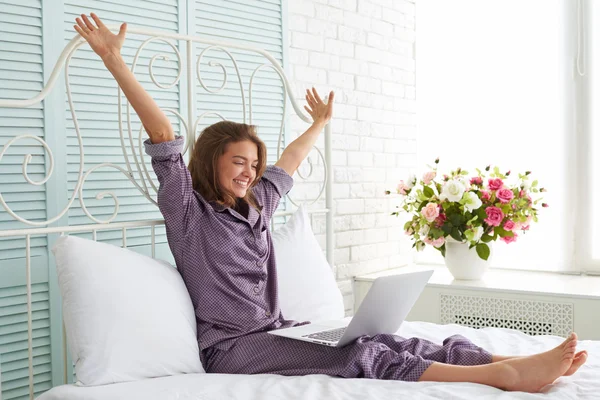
[
  {"xmin": 562, "ymin": 332, "xmax": 578, "ymax": 348},
  {"xmin": 574, "ymin": 351, "xmax": 588, "ymax": 362}
]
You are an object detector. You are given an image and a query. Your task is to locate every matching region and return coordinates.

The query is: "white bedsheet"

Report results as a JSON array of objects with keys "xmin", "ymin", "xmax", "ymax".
[{"xmin": 37, "ymin": 321, "xmax": 600, "ymax": 400}]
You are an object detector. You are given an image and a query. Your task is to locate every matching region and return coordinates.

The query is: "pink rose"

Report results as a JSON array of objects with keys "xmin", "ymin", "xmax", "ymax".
[
  {"xmin": 396, "ymin": 181, "xmax": 408, "ymax": 195},
  {"xmin": 423, "ymin": 236, "xmax": 433, "ymax": 245},
  {"xmin": 470, "ymin": 177, "xmax": 483, "ymax": 186},
  {"xmin": 423, "ymin": 171, "xmax": 436, "ymax": 185},
  {"xmin": 481, "ymin": 190, "xmax": 491, "ymax": 201},
  {"xmin": 484, "ymin": 206, "xmax": 504, "ymax": 227},
  {"xmin": 421, "ymin": 203, "xmax": 440, "ymax": 223},
  {"xmin": 488, "ymin": 178, "xmax": 504, "ymax": 191},
  {"xmin": 432, "ymin": 237, "xmax": 445, "ymax": 248},
  {"xmin": 503, "ymin": 220, "xmax": 516, "ymax": 231},
  {"xmin": 501, "ymin": 233, "xmax": 518, "ymax": 244},
  {"xmin": 496, "ymin": 188, "xmax": 514, "ymax": 204}
]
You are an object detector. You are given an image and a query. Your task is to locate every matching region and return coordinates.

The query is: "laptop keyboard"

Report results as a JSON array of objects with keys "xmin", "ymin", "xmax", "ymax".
[{"xmin": 302, "ymin": 327, "xmax": 346, "ymax": 342}]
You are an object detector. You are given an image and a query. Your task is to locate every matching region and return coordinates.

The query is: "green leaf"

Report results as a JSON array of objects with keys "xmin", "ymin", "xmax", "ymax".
[
  {"xmin": 496, "ymin": 228, "xmax": 513, "ymax": 238},
  {"xmin": 404, "ymin": 221, "xmax": 412, "ymax": 230},
  {"xmin": 449, "ymin": 214, "xmax": 464, "ymax": 227},
  {"xmin": 440, "ymin": 244, "xmax": 446, "ymax": 257},
  {"xmin": 477, "ymin": 208, "xmax": 487, "ymax": 221},
  {"xmin": 450, "ymin": 227, "xmax": 463, "ymax": 242},
  {"xmin": 476, "ymin": 243, "xmax": 490, "ymax": 260},
  {"xmin": 481, "ymin": 234, "xmax": 493, "ymax": 243},
  {"xmin": 423, "ymin": 186, "xmax": 434, "ymax": 198},
  {"xmin": 442, "ymin": 222, "xmax": 453, "ymax": 234},
  {"xmin": 430, "ymin": 227, "xmax": 444, "ymax": 238}
]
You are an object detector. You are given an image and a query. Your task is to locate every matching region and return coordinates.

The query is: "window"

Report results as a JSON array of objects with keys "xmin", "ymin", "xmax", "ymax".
[{"xmin": 415, "ymin": 0, "xmax": 596, "ymax": 272}]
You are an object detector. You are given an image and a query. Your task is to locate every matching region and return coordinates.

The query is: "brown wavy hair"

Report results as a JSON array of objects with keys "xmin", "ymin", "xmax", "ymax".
[{"xmin": 188, "ymin": 121, "xmax": 267, "ymax": 210}]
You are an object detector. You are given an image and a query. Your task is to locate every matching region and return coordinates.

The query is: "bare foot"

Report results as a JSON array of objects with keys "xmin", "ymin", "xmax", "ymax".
[
  {"xmin": 499, "ymin": 333, "xmax": 578, "ymax": 392},
  {"xmin": 494, "ymin": 348, "xmax": 587, "ymax": 377},
  {"xmin": 563, "ymin": 350, "xmax": 587, "ymax": 376}
]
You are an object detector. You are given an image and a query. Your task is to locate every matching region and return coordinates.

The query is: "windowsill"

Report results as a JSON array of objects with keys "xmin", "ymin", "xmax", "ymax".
[{"xmin": 354, "ymin": 263, "xmax": 600, "ymax": 301}]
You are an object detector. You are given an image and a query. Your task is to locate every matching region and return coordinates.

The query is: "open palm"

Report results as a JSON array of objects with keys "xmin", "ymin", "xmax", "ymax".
[
  {"xmin": 74, "ymin": 13, "xmax": 126, "ymax": 60},
  {"xmin": 305, "ymin": 87, "xmax": 334, "ymax": 125}
]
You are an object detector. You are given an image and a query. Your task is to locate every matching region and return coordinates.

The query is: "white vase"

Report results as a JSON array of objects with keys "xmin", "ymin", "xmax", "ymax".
[{"xmin": 444, "ymin": 239, "xmax": 493, "ymax": 280}]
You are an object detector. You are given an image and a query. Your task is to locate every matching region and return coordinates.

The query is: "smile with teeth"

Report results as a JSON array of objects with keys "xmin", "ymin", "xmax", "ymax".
[{"xmin": 234, "ymin": 179, "xmax": 248, "ymax": 188}]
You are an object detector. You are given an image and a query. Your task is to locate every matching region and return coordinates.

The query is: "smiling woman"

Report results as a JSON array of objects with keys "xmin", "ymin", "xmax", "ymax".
[{"xmin": 187, "ymin": 121, "xmax": 267, "ymax": 211}]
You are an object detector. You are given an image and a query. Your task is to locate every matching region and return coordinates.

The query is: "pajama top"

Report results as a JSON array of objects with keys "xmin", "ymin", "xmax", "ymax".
[{"xmin": 145, "ymin": 136, "xmax": 301, "ymax": 351}]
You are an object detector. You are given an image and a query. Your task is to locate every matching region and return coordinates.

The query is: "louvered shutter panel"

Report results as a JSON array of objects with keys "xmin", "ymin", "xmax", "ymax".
[{"xmin": 0, "ymin": 1, "xmax": 52, "ymax": 398}]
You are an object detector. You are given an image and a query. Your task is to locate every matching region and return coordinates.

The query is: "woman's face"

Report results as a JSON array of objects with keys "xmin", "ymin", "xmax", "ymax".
[{"xmin": 217, "ymin": 140, "xmax": 259, "ymax": 198}]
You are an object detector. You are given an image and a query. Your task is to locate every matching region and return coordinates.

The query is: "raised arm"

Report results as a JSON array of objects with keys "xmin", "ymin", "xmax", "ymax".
[
  {"xmin": 74, "ymin": 13, "xmax": 174, "ymax": 144},
  {"xmin": 275, "ymin": 88, "xmax": 334, "ymax": 176}
]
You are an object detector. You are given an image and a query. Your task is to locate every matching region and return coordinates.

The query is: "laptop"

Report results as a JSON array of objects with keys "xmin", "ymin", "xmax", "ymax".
[{"xmin": 269, "ymin": 269, "xmax": 433, "ymax": 347}]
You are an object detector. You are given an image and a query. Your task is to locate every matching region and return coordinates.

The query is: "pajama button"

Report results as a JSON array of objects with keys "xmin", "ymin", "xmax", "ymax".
[
  {"xmin": 253, "ymin": 286, "xmax": 260, "ymax": 294},
  {"xmin": 256, "ymin": 260, "xmax": 261, "ymax": 267},
  {"xmin": 265, "ymin": 311, "xmax": 271, "ymax": 317}
]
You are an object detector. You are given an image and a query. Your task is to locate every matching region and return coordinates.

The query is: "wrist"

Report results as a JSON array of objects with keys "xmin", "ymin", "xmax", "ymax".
[
  {"xmin": 101, "ymin": 51, "xmax": 124, "ymax": 68},
  {"xmin": 312, "ymin": 119, "xmax": 327, "ymax": 128}
]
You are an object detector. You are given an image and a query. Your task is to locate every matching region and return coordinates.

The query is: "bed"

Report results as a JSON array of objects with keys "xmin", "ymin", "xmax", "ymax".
[
  {"xmin": 37, "ymin": 322, "xmax": 600, "ymax": 400},
  {"xmin": 0, "ymin": 24, "xmax": 598, "ymax": 400}
]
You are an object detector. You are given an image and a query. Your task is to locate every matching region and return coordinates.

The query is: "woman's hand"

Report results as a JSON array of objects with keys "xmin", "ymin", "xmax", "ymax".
[
  {"xmin": 304, "ymin": 87, "xmax": 334, "ymax": 126},
  {"xmin": 74, "ymin": 13, "xmax": 126, "ymax": 61}
]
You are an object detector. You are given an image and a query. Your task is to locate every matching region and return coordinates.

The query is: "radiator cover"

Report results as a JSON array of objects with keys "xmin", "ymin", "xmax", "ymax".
[{"xmin": 440, "ymin": 294, "xmax": 574, "ymax": 337}]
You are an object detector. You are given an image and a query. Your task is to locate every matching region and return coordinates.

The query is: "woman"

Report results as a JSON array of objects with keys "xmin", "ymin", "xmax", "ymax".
[{"xmin": 74, "ymin": 13, "xmax": 587, "ymax": 393}]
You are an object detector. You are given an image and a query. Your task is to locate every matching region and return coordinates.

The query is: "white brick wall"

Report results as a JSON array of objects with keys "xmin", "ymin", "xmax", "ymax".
[{"xmin": 288, "ymin": 0, "xmax": 417, "ymax": 315}]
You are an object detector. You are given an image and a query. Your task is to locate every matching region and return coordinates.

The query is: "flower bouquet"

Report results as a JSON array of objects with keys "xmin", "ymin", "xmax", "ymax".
[{"xmin": 387, "ymin": 159, "xmax": 547, "ymax": 261}]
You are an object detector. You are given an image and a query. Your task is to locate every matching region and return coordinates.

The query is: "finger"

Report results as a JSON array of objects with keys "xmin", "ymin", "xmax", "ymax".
[
  {"xmin": 305, "ymin": 89, "xmax": 315, "ymax": 103},
  {"xmin": 73, "ymin": 24, "xmax": 88, "ymax": 38},
  {"xmin": 305, "ymin": 92, "xmax": 315, "ymax": 108},
  {"xmin": 304, "ymin": 105, "xmax": 313, "ymax": 115},
  {"xmin": 327, "ymin": 90, "xmax": 335, "ymax": 104},
  {"xmin": 81, "ymin": 14, "xmax": 96, "ymax": 31},
  {"xmin": 312, "ymin": 87, "xmax": 323, "ymax": 104},
  {"xmin": 326, "ymin": 91, "xmax": 334, "ymax": 116},
  {"xmin": 90, "ymin": 13, "xmax": 106, "ymax": 29},
  {"xmin": 118, "ymin": 23, "xmax": 127, "ymax": 39},
  {"xmin": 75, "ymin": 18, "xmax": 90, "ymax": 34}
]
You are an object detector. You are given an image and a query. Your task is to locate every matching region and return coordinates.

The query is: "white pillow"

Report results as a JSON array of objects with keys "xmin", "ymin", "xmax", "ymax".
[
  {"xmin": 272, "ymin": 206, "xmax": 345, "ymax": 322},
  {"xmin": 51, "ymin": 235, "xmax": 203, "ymax": 386}
]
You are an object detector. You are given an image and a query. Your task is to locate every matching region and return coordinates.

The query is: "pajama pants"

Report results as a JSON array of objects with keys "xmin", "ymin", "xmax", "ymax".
[{"xmin": 202, "ymin": 332, "xmax": 493, "ymax": 382}]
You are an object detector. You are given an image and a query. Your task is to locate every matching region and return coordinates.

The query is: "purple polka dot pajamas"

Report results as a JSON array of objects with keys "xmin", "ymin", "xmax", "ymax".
[{"xmin": 145, "ymin": 136, "xmax": 493, "ymax": 382}]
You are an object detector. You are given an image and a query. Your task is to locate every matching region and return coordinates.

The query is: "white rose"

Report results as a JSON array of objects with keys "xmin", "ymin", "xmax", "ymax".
[
  {"xmin": 522, "ymin": 179, "xmax": 532, "ymax": 191},
  {"xmin": 463, "ymin": 191, "xmax": 482, "ymax": 212},
  {"xmin": 440, "ymin": 180, "xmax": 466, "ymax": 202},
  {"xmin": 419, "ymin": 224, "xmax": 430, "ymax": 237}
]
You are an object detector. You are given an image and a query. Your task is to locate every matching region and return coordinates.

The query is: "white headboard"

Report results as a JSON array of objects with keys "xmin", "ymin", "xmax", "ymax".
[{"xmin": 0, "ymin": 26, "xmax": 333, "ymax": 399}]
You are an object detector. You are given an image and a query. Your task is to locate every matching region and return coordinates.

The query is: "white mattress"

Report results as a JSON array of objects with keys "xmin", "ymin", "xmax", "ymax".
[{"xmin": 37, "ymin": 321, "xmax": 600, "ymax": 400}]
